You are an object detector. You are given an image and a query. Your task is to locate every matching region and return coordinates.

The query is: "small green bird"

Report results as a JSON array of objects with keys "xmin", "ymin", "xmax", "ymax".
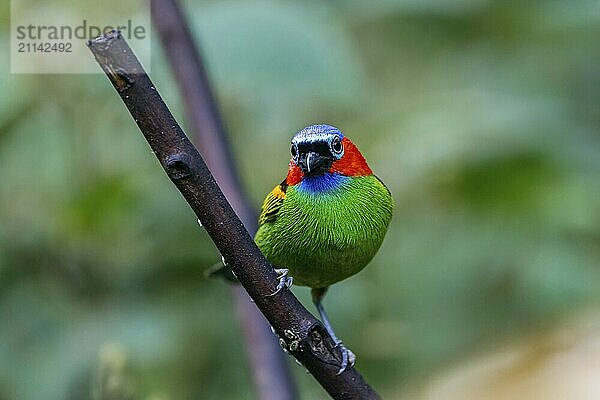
[{"xmin": 255, "ymin": 124, "xmax": 393, "ymax": 373}]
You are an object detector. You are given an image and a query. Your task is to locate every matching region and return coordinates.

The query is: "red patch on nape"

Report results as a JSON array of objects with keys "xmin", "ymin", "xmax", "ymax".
[
  {"xmin": 330, "ymin": 137, "xmax": 372, "ymax": 177},
  {"xmin": 285, "ymin": 160, "xmax": 303, "ymax": 186}
]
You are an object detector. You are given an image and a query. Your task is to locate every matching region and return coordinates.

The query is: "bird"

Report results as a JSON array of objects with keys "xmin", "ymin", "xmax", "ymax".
[{"xmin": 254, "ymin": 124, "xmax": 394, "ymax": 374}]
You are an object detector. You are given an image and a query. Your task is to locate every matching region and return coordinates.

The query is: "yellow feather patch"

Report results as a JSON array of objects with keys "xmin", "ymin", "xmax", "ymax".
[
  {"xmin": 271, "ymin": 185, "xmax": 286, "ymax": 200},
  {"xmin": 258, "ymin": 183, "xmax": 287, "ymax": 226}
]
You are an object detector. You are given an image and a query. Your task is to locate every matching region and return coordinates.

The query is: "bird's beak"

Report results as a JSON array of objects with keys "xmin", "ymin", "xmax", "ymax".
[{"xmin": 299, "ymin": 151, "xmax": 328, "ymax": 176}]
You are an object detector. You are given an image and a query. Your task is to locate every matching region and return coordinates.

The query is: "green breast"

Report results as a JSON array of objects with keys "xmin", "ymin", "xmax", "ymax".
[{"xmin": 254, "ymin": 175, "xmax": 393, "ymax": 288}]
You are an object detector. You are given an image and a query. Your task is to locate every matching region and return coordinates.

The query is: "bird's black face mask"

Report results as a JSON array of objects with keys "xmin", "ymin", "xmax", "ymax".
[
  {"xmin": 293, "ymin": 141, "xmax": 335, "ymax": 177},
  {"xmin": 291, "ymin": 132, "xmax": 345, "ymax": 177}
]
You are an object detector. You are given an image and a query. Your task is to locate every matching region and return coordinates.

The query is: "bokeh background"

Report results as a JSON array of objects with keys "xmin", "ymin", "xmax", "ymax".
[{"xmin": 2, "ymin": 0, "xmax": 600, "ymax": 399}]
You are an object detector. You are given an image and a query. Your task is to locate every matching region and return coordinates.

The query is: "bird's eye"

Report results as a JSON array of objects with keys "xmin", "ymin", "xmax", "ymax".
[
  {"xmin": 291, "ymin": 144, "xmax": 298, "ymax": 159},
  {"xmin": 331, "ymin": 137, "xmax": 343, "ymax": 155}
]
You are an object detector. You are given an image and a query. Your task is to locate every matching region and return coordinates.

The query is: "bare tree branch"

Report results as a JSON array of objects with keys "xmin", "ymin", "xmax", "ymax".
[
  {"xmin": 149, "ymin": 1, "xmax": 296, "ymax": 399},
  {"xmin": 87, "ymin": 31, "xmax": 381, "ymax": 400}
]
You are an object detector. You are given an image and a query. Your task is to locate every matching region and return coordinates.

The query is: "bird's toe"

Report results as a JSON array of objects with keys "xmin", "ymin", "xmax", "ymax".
[
  {"xmin": 335, "ymin": 343, "xmax": 356, "ymax": 375},
  {"xmin": 267, "ymin": 268, "xmax": 293, "ymax": 296}
]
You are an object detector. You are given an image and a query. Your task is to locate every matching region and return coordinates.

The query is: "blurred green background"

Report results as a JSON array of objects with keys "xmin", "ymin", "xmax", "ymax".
[{"xmin": 1, "ymin": 0, "xmax": 600, "ymax": 399}]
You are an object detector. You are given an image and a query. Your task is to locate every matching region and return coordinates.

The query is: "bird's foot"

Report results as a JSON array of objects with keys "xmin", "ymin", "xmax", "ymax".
[
  {"xmin": 267, "ymin": 268, "xmax": 293, "ymax": 296},
  {"xmin": 333, "ymin": 341, "xmax": 356, "ymax": 375}
]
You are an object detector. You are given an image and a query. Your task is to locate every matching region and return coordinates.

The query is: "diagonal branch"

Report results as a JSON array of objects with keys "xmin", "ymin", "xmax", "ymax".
[
  {"xmin": 87, "ymin": 30, "xmax": 381, "ymax": 400},
  {"xmin": 149, "ymin": 1, "xmax": 296, "ymax": 399}
]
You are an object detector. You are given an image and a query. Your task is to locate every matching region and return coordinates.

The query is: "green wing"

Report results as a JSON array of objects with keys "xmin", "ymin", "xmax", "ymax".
[{"xmin": 258, "ymin": 180, "xmax": 288, "ymax": 226}]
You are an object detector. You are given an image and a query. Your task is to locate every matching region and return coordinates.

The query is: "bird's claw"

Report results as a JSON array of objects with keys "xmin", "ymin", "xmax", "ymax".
[
  {"xmin": 334, "ymin": 342, "xmax": 356, "ymax": 375},
  {"xmin": 267, "ymin": 268, "xmax": 293, "ymax": 296}
]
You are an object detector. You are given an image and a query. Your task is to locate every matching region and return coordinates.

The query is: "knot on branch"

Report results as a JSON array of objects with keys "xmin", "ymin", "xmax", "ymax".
[
  {"xmin": 165, "ymin": 153, "xmax": 193, "ymax": 180},
  {"xmin": 278, "ymin": 329, "xmax": 301, "ymax": 353},
  {"xmin": 308, "ymin": 324, "xmax": 346, "ymax": 367},
  {"xmin": 105, "ymin": 66, "xmax": 135, "ymax": 92}
]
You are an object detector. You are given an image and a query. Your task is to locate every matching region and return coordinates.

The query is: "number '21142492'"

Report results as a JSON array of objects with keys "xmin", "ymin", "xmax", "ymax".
[{"xmin": 17, "ymin": 42, "xmax": 72, "ymax": 53}]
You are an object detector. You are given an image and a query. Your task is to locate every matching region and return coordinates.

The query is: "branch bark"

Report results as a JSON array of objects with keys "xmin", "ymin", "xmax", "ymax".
[
  {"xmin": 149, "ymin": 1, "xmax": 296, "ymax": 399},
  {"xmin": 87, "ymin": 30, "xmax": 381, "ymax": 400}
]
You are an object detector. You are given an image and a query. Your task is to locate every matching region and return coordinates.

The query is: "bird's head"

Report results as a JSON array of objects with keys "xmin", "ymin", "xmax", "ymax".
[{"xmin": 286, "ymin": 124, "xmax": 372, "ymax": 186}]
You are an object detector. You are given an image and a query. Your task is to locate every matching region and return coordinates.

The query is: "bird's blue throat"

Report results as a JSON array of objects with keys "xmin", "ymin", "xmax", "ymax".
[{"xmin": 297, "ymin": 173, "xmax": 351, "ymax": 194}]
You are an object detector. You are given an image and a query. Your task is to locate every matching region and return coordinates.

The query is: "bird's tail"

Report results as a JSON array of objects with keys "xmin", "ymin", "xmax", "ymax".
[{"xmin": 204, "ymin": 258, "xmax": 239, "ymax": 283}]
